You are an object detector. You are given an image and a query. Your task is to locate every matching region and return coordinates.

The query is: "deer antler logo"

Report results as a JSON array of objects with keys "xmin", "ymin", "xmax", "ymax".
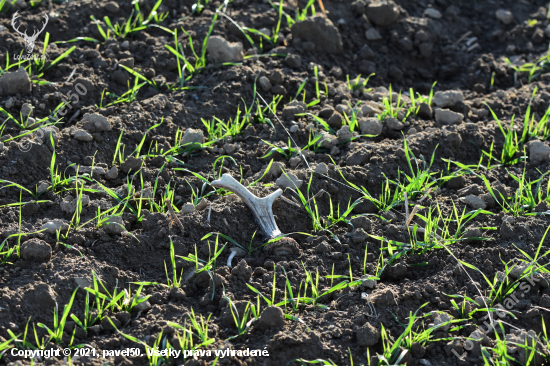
[{"xmin": 11, "ymin": 11, "xmax": 48, "ymax": 54}]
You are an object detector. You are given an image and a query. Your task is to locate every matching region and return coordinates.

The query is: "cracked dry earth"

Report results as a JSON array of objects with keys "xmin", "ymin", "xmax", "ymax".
[{"xmin": 4, "ymin": 0, "xmax": 550, "ymax": 365}]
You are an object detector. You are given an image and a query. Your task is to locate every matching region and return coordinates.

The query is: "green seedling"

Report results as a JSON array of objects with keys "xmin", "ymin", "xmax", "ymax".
[{"xmin": 37, "ymin": 288, "xmax": 79, "ymax": 346}]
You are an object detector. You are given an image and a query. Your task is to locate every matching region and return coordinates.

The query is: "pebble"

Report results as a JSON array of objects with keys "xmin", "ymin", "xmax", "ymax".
[
  {"xmin": 82, "ymin": 113, "xmax": 111, "ymax": 132},
  {"xmin": 21, "ymin": 239, "xmax": 52, "ymax": 262},
  {"xmin": 223, "ymin": 143, "xmax": 236, "ymax": 154},
  {"xmin": 0, "ymin": 67, "xmax": 31, "ymax": 96},
  {"xmin": 21, "ymin": 103, "xmax": 33, "ymax": 119},
  {"xmin": 424, "ymin": 8, "xmax": 442, "ymax": 19},
  {"xmin": 60, "ymin": 195, "xmax": 90, "ymax": 213},
  {"xmin": 365, "ymin": 0, "xmax": 400, "ymax": 26},
  {"xmin": 285, "ymin": 54, "xmax": 302, "ymax": 69},
  {"xmin": 289, "ymin": 125, "xmax": 299, "ymax": 133},
  {"xmin": 74, "ymin": 129, "xmax": 93, "ymax": 141},
  {"xmin": 259, "ymin": 76, "xmax": 272, "ymax": 92},
  {"xmin": 276, "ymin": 173, "xmax": 303, "ymax": 189},
  {"xmin": 365, "ymin": 28, "xmax": 382, "ymax": 41},
  {"xmin": 255, "ymin": 306, "xmax": 285, "ymax": 329},
  {"xmin": 41, "ymin": 219, "xmax": 69, "ymax": 234},
  {"xmin": 529, "ymin": 140, "xmax": 550, "ymax": 164},
  {"xmin": 384, "ymin": 117, "xmax": 404, "ymax": 130},
  {"xmin": 105, "ymin": 166, "xmax": 118, "ymax": 180},
  {"xmin": 496, "ymin": 9, "xmax": 513, "ymax": 24},
  {"xmin": 434, "ymin": 108, "xmax": 463, "ymax": 125},
  {"xmin": 314, "ymin": 162, "xmax": 329, "ymax": 175},
  {"xmin": 207, "ymin": 36, "xmax": 243, "ymax": 64},
  {"xmin": 182, "ymin": 128, "xmax": 205, "ymax": 145},
  {"xmin": 104, "ymin": 1, "xmax": 119, "ymax": 13},
  {"xmin": 417, "ymin": 103, "xmax": 432, "ymax": 119},
  {"xmin": 181, "ymin": 203, "xmax": 195, "ymax": 214},
  {"xmin": 432, "ymin": 90, "xmax": 463, "ymax": 107},
  {"xmin": 103, "ymin": 215, "xmax": 125, "ymax": 234},
  {"xmin": 282, "ymin": 101, "xmax": 307, "ymax": 120},
  {"xmin": 462, "ymin": 195, "xmax": 487, "ymax": 210},
  {"xmin": 359, "ymin": 117, "xmax": 383, "ymax": 135},
  {"xmin": 36, "ymin": 182, "xmax": 49, "ymax": 194},
  {"xmin": 337, "ymin": 125, "xmax": 352, "ymax": 141},
  {"xmin": 291, "ymin": 15, "xmax": 343, "ymax": 54},
  {"xmin": 356, "ymin": 322, "xmax": 380, "ymax": 347}
]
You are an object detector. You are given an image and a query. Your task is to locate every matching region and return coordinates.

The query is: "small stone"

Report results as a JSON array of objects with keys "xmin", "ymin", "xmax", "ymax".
[
  {"xmin": 496, "ymin": 9, "xmax": 513, "ymax": 24},
  {"xmin": 337, "ymin": 125, "xmax": 352, "ymax": 141},
  {"xmin": 41, "ymin": 219, "xmax": 69, "ymax": 234},
  {"xmin": 182, "ymin": 128, "xmax": 205, "ymax": 145},
  {"xmin": 285, "ymin": 54, "xmax": 302, "ymax": 69},
  {"xmin": 276, "ymin": 173, "xmax": 303, "ymax": 189},
  {"xmin": 417, "ymin": 103, "xmax": 432, "ymax": 120},
  {"xmin": 365, "ymin": 28, "xmax": 382, "ymax": 41},
  {"xmin": 0, "ymin": 67, "xmax": 31, "ymax": 96},
  {"xmin": 289, "ymin": 125, "xmax": 299, "ymax": 133},
  {"xmin": 36, "ymin": 182, "xmax": 49, "ymax": 194},
  {"xmin": 545, "ymin": 25, "xmax": 550, "ymax": 38},
  {"xmin": 74, "ymin": 277, "xmax": 93, "ymax": 289},
  {"xmin": 408, "ymin": 128, "xmax": 417, "ymax": 135},
  {"xmin": 351, "ymin": 216, "xmax": 372, "ymax": 231},
  {"xmin": 259, "ymin": 76, "xmax": 272, "ymax": 92},
  {"xmin": 105, "ymin": 166, "xmax": 118, "ymax": 180},
  {"xmin": 181, "ymin": 203, "xmax": 195, "ymax": 214},
  {"xmin": 424, "ymin": 8, "xmax": 442, "ymax": 19},
  {"xmin": 435, "ymin": 108, "xmax": 463, "ymax": 125},
  {"xmin": 291, "ymin": 15, "xmax": 343, "ymax": 54},
  {"xmin": 432, "ymin": 90, "xmax": 464, "ymax": 108},
  {"xmin": 384, "ymin": 117, "xmax": 403, "ymax": 130},
  {"xmin": 446, "ymin": 175, "xmax": 465, "ymax": 189},
  {"xmin": 282, "ymin": 100, "xmax": 307, "ymax": 120},
  {"xmin": 271, "ymin": 85, "xmax": 286, "ymax": 95},
  {"xmin": 224, "ymin": 143, "xmax": 236, "ymax": 154},
  {"xmin": 133, "ymin": 296, "xmax": 151, "ymax": 312},
  {"xmin": 120, "ymin": 157, "xmax": 143, "ymax": 173},
  {"xmin": 256, "ymin": 306, "xmax": 285, "ymax": 329},
  {"xmin": 434, "ymin": 312, "xmax": 451, "ymax": 331},
  {"xmin": 74, "ymin": 129, "xmax": 93, "ymax": 141},
  {"xmin": 5, "ymin": 98, "xmax": 14, "ymax": 109},
  {"xmin": 196, "ymin": 198, "xmax": 210, "ymax": 211},
  {"xmin": 361, "ymin": 274, "xmax": 377, "ymax": 289},
  {"xmin": 207, "ymin": 36, "xmax": 243, "ymax": 64},
  {"xmin": 462, "ymin": 195, "xmax": 487, "ymax": 210},
  {"xmin": 60, "ymin": 195, "xmax": 90, "ymax": 214},
  {"xmin": 529, "ymin": 140, "xmax": 550, "ymax": 164},
  {"xmin": 119, "ymin": 58, "xmax": 134, "ymax": 69},
  {"xmin": 21, "ymin": 103, "xmax": 33, "ymax": 119},
  {"xmin": 359, "ymin": 117, "xmax": 383, "ymax": 135},
  {"xmin": 356, "ymin": 323, "xmax": 380, "ymax": 346},
  {"xmin": 365, "ymin": 0, "xmax": 400, "ymax": 26},
  {"xmin": 82, "ymin": 113, "xmax": 111, "ymax": 132},
  {"xmin": 21, "ymin": 239, "xmax": 51, "ymax": 262},
  {"xmin": 351, "ymin": 228, "xmax": 368, "ymax": 243},
  {"xmin": 463, "ymin": 227, "xmax": 482, "ymax": 240},
  {"xmin": 104, "ymin": 1, "xmax": 119, "ymax": 13},
  {"xmin": 327, "ymin": 113, "xmax": 343, "ymax": 129},
  {"xmin": 447, "ymin": 132, "xmax": 462, "ymax": 148},
  {"xmin": 315, "ymin": 163, "xmax": 329, "ymax": 175},
  {"xmin": 103, "ymin": 216, "xmax": 125, "ymax": 234}
]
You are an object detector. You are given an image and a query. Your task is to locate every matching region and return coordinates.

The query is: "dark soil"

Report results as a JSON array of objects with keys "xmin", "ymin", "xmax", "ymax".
[{"xmin": 2, "ymin": 0, "xmax": 550, "ymax": 365}]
